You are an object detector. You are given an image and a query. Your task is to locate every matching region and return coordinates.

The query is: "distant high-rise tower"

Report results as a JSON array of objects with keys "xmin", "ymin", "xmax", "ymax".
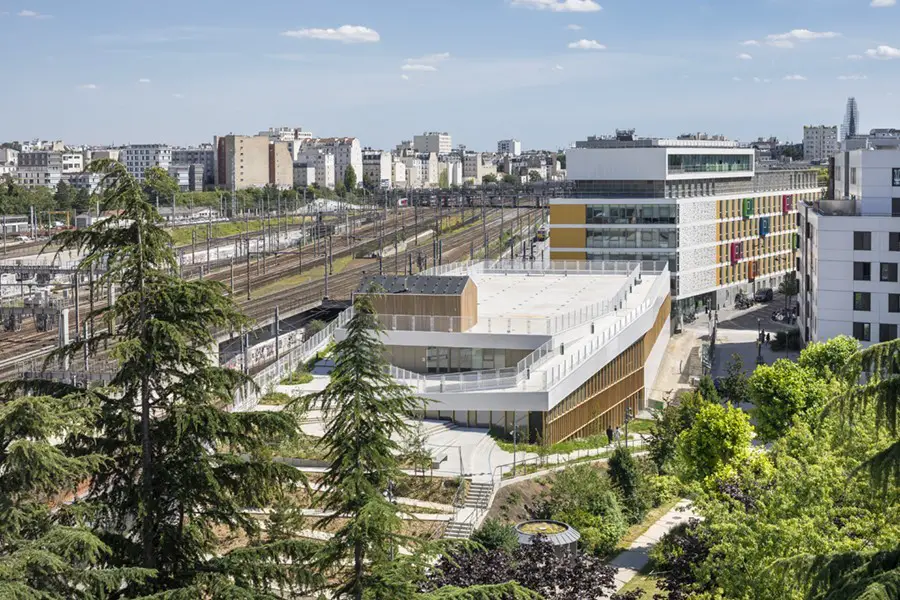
[{"xmin": 841, "ymin": 97, "xmax": 859, "ymax": 141}]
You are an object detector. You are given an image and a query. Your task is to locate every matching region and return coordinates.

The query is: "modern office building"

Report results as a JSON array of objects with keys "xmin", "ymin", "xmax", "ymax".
[
  {"xmin": 803, "ymin": 125, "xmax": 838, "ymax": 163},
  {"xmin": 122, "ymin": 144, "xmax": 172, "ymax": 183},
  {"xmin": 551, "ymin": 132, "xmax": 822, "ymax": 318},
  {"xmin": 16, "ymin": 151, "xmax": 62, "ymax": 189},
  {"xmin": 841, "ymin": 97, "xmax": 860, "ymax": 142},
  {"xmin": 413, "ymin": 132, "xmax": 452, "ymax": 155},
  {"xmin": 498, "ymin": 139, "xmax": 523, "ymax": 156},
  {"xmin": 797, "ymin": 146, "xmax": 900, "ymax": 346},
  {"xmin": 172, "ymin": 145, "xmax": 215, "ymax": 188},
  {"xmin": 339, "ymin": 259, "xmax": 671, "ymax": 443}
]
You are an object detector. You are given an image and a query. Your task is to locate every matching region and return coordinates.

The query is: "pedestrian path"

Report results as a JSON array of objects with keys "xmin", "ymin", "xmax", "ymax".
[{"xmin": 604, "ymin": 499, "xmax": 698, "ymax": 597}]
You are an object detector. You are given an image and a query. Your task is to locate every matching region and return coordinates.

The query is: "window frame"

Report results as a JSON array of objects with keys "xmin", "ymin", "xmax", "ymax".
[
  {"xmin": 853, "ymin": 261, "xmax": 871, "ymax": 281},
  {"xmin": 853, "ymin": 231, "xmax": 872, "ymax": 251},
  {"xmin": 853, "ymin": 291, "xmax": 871, "ymax": 312},
  {"xmin": 881, "ymin": 262, "xmax": 899, "ymax": 283},
  {"xmin": 853, "ymin": 321, "xmax": 871, "ymax": 342}
]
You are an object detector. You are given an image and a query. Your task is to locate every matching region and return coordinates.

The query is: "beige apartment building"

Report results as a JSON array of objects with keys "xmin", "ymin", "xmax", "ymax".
[{"xmin": 216, "ymin": 135, "xmax": 292, "ymax": 190}]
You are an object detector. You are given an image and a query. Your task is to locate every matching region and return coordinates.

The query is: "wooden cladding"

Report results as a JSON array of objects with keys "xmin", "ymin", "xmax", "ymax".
[
  {"xmin": 543, "ymin": 296, "xmax": 670, "ymax": 445},
  {"xmin": 367, "ymin": 279, "xmax": 478, "ymax": 323}
]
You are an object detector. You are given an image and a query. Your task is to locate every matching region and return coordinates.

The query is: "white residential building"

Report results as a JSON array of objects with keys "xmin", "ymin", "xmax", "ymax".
[
  {"xmin": 0, "ymin": 148, "xmax": 19, "ymax": 166},
  {"xmin": 400, "ymin": 155, "xmax": 428, "ymax": 189},
  {"xmin": 413, "ymin": 132, "xmax": 452, "ymax": 155},
  {"xmin": 803, "ymin": 125, "xmax": 838, "ymax": 163},
  {"xmin": 293, "ymin": 164, "xmax": 316, "ymax": 188},
  {"xmin": 439, "ymin": 155, "xmax": 464, "ymax": 187},
  {"xmin": 172, "ymin": 145, "xmax": 215, "ymax": 188},
  {"xmin": 293, "ymin": 149, "xmax": 336, "ymax": 190},
  {"xmin": 260, "ymin": 126, "xmax": 314, "ymax": 143},
  {"xmin": 462, "ymin": 152, "xmax": 497, "ymax": 184},
  {"xmin": 497, "ymin": 139, "xmax": 522, "ymax": 156},
  {"xmin": 61, "ymin": 153, "xmax": 84, "ymax": 174},
  {"xmin": 304, "ymin": 138, "xmax": 362, "ymax": 188},
  {"xmin": 122, "ymin": 144, "xmax": 172, "ymax": 183},
  {"xmin": 392, "ymin": 158, "xmax": 407, "ymax": 189},
  {"xmin": 362, "ymin": 150, "xmax": 393, "ymax": 189},
  {"xmin": 797, "ymin": 146, "xmax": 900, "ymax": 346},
  {"xmin": 63, "ymin": 172, "xmax": 103, "ymax": 194},
  {"xmin": 552, "ymin": 132, "xmax": 823, "ymax": 319}
]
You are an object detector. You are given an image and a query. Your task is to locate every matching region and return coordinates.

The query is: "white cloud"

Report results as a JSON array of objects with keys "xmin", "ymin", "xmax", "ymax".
[
  {"xmin": 783, "ymin": 74, "xmax": 807, "ymax": 80},
  {"xmin": 138, "ymin": 78, "xmax": 151, "ymax": 83},
  {"xmin": 18, "ymin": 9, "xmax": 51, "ymax": 18},
  {"xmin": 554, "ymin": 64, "xmax": 565, "ymax": 70},
  {"xmin": 871, "ymin": 0, "xmax": 896, "ymax": 6},
  {"xmin": 281, "ymin": 25, "xmax": 380, "ymax": 43},
  {"xmin": 78, "ymin": 83, "xmax": 98, "ymax": 89},
  {"xmin": 510, "ymin": 0, "xmax": 602, "ymax": 12},
  {"xmin": 752, "ymin": 77, "xmax": 772, "ymax": 83},
  {"xmin": 401, "ymin": 74, "xmax": 409, "ymax": 80},
  {"xmin": 401, "ymin": 64, "xmax": 437, "ymax": 72},
  {"xmin": 737, "ymin": 53, "xmax": 752, "ymax": 60},
  {"xmin": 865, "ymin": 45, "xmax": 900, "ymax": 59},
  {"xmin": 732, "ymin": 76, "xmax": 742, "ymax": 81},
  {"xmin": 172, "ymin": 93, "xmax": 184, "ymax": 99},
  {"xmin": 848, "ymin": 54, "xmax": 863, "ymax": 60},
  {"xmin": 741, "ymin": 40, "xmax": 759, "ymax": 46},
  {"xmin": 568, "ymin": 39, "xmax": 606, "ymax": 50},
  {"xmin": 766, "ymin": 29, "xmax": 840, "ymax": 48},
  {"xmin": 566, "ymin": 24, "xmax": 582, "ymax": 30},
  {"xmin": 837, "ymin": 74, "xmax": 867, "ymax": 80},
  {"xmin": 404, "ymin": 52, "xmax": 450, "ymax": 65}
]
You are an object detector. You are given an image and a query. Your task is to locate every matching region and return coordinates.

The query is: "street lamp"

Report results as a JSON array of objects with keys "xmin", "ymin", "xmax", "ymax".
[
  {"xmin": 756, "ymin": 318, "xmax": 765, "ymax": 365},
  {"xmin": 624, "ymin": 406, "xmax": 633, "ymax": 449}
]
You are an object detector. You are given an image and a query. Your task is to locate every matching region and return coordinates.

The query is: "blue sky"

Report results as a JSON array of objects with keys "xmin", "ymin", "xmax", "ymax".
[{"xmin": 1, "ymin": 0, "xmax": 898, "ymax": 150}]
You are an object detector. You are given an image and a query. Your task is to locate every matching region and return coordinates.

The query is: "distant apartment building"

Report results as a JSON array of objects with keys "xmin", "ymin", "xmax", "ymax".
[
  {"xmin": 122, "ymin": 144, "xmax": 172, "ymax": 183},
  {"xmin": 392, "ymin": 159, "xmax": 407, "ymax": 188},
  {"xmin": 413, "ymin": 132, "xmax": 452, "ymax": 155},
  {"xmin": 293, "ymin": 164, "xmax": 316, "ymax": 188},
  {"xmin": 798, "ymin": 145, "xmax": 900, "ymax": 346},
  {"xmin": 362, "ymin": 150, "xmax": 393, "ymax": 189},
  {"xmin": 63, "ymin": 171, "xmax": 103, "ymax": 194},
  {"xmin": 172, "ymin": 145, "xmax": 215, "ymax": 188},
  {"xmin": 497, "ymin": 139, "xmax": 522, "ymax": 156},
  {"xmin": 268, "ymin": 141, "xmax": 293, "ymax": 189},
  {"xmin": 61, "ymin": 152, "xmax": 84, "ymax": 174},
  {"xmin": 16, "ymin": 151, "xmax": 62, "ymax": 189},
  {"xmin": 0, "ymin": 147, "xmax": 19, "ymax": 166},
  {"xmin": 842, "ymin": 128, "xmax": 900, "ymax": 152},
  {"xmin": 293, "ymin": 146, "xmax": 336, "ymax": 190},
  {"xmin": 215, "ymin": 135, "xmax": 271, "ymax": 190},
  {"xmin": 87, "ymin": 149, "xmax": 121, "ymax": 164},
  {"xmin": 305, "ymin": 138, "xmax": 363, "ymax": 188},
  {"xmin": 167, "ymin": 164, "xmax": 205, "ymax": 192},
  {"xmin": 803, "ymin": 125, "xmax": 838, "ymax": 163},
  {"xmin": 462, "ymin": 152, "xmax": 497, "ymax": 184},
  {"xmin": 260, "ymin": 126, "xmax": 314, "ymax": 143},
  {"xmin": 438, "ymin": 155, "xmax": 464, "ymax": 186}
]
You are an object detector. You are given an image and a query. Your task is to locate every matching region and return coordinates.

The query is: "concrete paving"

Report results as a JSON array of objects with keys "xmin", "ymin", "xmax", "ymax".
[{"xmin": 605, "ymin": 499, "xmax": 699, "ymax": 597}]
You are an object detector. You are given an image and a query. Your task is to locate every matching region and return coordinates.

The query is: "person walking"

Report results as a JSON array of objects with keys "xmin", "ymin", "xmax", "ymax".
[
  {"xmin": 614, "ymin": 426, "xmax": 622, "ymax": 444},
  {"xmin": 606, "ymin": 425, "xmax": 614, "ymax": 446}
]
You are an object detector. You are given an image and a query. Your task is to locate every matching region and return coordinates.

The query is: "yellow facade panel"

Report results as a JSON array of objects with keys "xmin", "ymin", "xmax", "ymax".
[
  {"xmin": 550, "ymin": 251, "xmax": 587, "ymax": 260},
  {"xmin": 551, "ymin": 227, "xmax": 587, "ymax": 250},
  {"xmin": 550, "ymin": 204, "xmax": 586, "ymax": 225}
]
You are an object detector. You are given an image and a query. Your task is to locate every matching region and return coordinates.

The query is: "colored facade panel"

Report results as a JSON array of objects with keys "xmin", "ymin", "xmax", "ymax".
[
  {"xmin": 730, "ymin": 242, "xmax": 744, "ymax": 265},
  {"xmin": 749, "ymin": 260, "xmax": 757, "ymax": 282},
  {"xmin": 742, "ymin": 197, "xmax": 755, "ymax": 218},
  {"xmin": 782, "ymin": 194, "xmax": 793, "ymax": 214},
  {"xmin": 760, "ymin": 216, "xmax": 770, "ymax": 238}
]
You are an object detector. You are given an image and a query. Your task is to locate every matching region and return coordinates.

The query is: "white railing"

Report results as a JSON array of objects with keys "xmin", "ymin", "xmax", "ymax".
[{"xmin": 379, "ymin": 314, "xmax": 477, "ymax": 333}]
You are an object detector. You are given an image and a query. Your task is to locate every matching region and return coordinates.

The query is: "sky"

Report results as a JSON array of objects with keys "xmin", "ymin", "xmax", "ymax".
[{"xmin": 1, "ymin": 0, "xmax": 898, "ymax": 151}]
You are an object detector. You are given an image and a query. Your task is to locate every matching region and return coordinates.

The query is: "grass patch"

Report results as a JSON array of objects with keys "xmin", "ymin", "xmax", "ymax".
[
  {"xmin": 626, "ymin": 418, "xmax": 655, "ymax": 436},
  {"xmin": 169, "ymin": 217, "xmax": 307, "ymax": 246},
  {"xmin": 280, "ymin": 370, "xmax": 314, "ymax": 385},
  {"xmin": 274, "ymin": 433, "xmax": 328, "ymax": 462},
  {"xmin": 252, "ymin": 255, "xmax": 353, "ymax": 298},
  {"xmin": 615, "ymin": 497, "xmax": 682, "ymax": 553},
  {"xmin": 394, "ymin": 474, "xmax": 463, "ymax": 505},
  {"xmin": 491, "ymin": 431, "xmax": 612, "ymax": 455},
  {"xmin": 500, "ymin": 445, "xmax": 643, "ymax": 480},
  {"xmin": 617, "ymin": 566, "xmax": 661, "ymax": 597},
  {"xmin": 258, "ymin": 391, "xmax": 294, "ymax": 406}
]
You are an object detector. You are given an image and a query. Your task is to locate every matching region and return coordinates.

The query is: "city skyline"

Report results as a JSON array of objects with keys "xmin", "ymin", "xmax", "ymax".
[{"xmin": 2, "ymin": 0, "xmax": 899, "ymax": 149}]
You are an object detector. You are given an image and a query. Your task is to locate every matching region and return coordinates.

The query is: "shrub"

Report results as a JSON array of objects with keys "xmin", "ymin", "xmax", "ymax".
[
  {"xmin": 646, "ymin": 474, "xmax": 680, "ymax": 507},
  {"xmin": 258, "ymin": 391, "xmax": 292, "ymax": 406},
  {"xmin": 608, "ymin": 447, "xmax": 652, "ymax": 523},
  {"xmin": 472, "ymin": 518, "xmax": 518, "ymax": 553}
]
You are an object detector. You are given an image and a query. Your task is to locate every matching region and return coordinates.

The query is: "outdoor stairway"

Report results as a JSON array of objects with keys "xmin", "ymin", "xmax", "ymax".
[
  {"xmin": 464, "ymin": 481, "xmax": 493, "ymax": 510},
  {"xmin": 443, "ymin": 521, "xmax": 475, "ymax": 539}
]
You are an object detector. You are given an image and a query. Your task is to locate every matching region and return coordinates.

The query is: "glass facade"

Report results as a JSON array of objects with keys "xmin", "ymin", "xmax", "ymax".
[
  {"xmin": 586, "ymin": 204, "xmax": 676, "ymax": 225},
  {"xmin": 667, "ymin": 153, "xmax": 752, "ymax": 174},
  {"xmin": 586, "ymin": 228, "xmax": 676, "ymax": 249},
  {"xmin": 587, "ymin": 250, "xmax": 676, "ymax": 272}
]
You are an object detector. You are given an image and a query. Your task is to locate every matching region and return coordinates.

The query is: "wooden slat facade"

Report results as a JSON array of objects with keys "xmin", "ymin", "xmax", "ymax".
[{"xmin": 366, "ymin": 279, "xmax": 478, "ymax": 332}]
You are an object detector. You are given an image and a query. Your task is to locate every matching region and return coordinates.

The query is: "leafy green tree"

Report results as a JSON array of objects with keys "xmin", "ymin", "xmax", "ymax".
[
  {"xmin": 648, "ymin": 391, "xmax": 710, "ymax": 475},
  {"xmin": 556, "ymin": 153, "xmax": 566, "ymax": 170},
  {"xmin": 42, "ymin": 160, "xmax": 319, "ymax": 597},
  {"xmin": 527, "ymin": 170, "xmax": 542, "ymax": 183},
  {"xmin": 677, "ymin": 402, "xmax": 753, "ymax": 482},
  {"xmin": 778, "ymin": 273, "xmax": 800, "ymax": 309},
  {"xmin": 53, "ymin": 180, "xmax": 73, "ymax": 210},
  {"xmin": 720, "ymin": 354, "xmax": 751, "ymax": 405},
  {"xmin": 0, "ymin": 394, "xmax": 150, "ymax": 598},
  {"xmin": 438, "ymin": 168, "xmax": 449, "ymax": 189},
  {"xmin": 607, "ymin": 447, "xmax": 651, "ymax": 524},
  {"xmin": 798, "ymin": 335, "xmax": 860, "ymax": 381},
  {"xmin": 310, "ymin": 293, "xmax": 424, "ymax": 600},
  {"xmin": 73, "ymin": 186, "xmax": 92, "ymax": 212},
  {"xmin": 335, "ymin": 181, "xmax": 347, "ymax": 197},
  {"xmin": 749, "ymin": 359, "xmax": 830, "ymax": 442},
  {"xmin": 144, "ymin": 166, "xmax": 179, "ymax": 202},
  {"xmin": 344, "ymin": 165, "xmax": 358, "ymax": 191},
  {"xmin": 482, "ymin": 173, "xmax": 498, "ymax": 184},
  {"xmin": 471, "ymin": 519, "xmax": 519, "ymax": 553},
  {"xmin": 502, "ymin": 173, "xmax": 518, "ymax": 185},
  {"xmin": 697, "ymin": 375, "xmax": 720, "ymax": 404}
]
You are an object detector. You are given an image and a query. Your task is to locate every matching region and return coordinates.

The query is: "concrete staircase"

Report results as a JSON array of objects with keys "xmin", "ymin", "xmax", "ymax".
[
  {"xmin": 443, "ymin": 520, "xmax": 476, "ymax": 539},
  {"xmin": 465, "ymin": 480, "xmax": 493, "ymax": 510}
]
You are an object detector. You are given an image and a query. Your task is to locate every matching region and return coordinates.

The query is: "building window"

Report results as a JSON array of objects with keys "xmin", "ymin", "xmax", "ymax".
[
  {"xmin": 880, "ymin": 323, "xmax": 898, "ymax": 342},
  {"xmin": 889, "ymin": 293, "xmax": 900, "ymax": 313},
  {"xmin": 881, "ymin": 262, "xmax": 899, "ymax": 282},
  {"xmin": 853, "ymin": 261, "xmax": 871, "ymax": 281},
  {"xmin": 853, "ymin": 292, "xmax": 871, "ymax": 311},
  {"xmin": 853, "ymin": 322, "xmax": 871, "ymax": 342},
  {"xmin": 893, "ymin": 198, "xmax": 900, "ymax": 217},
  {"xmin": 891, "ymin": 232, "xmax": 900, "ymax": 252},
  {"xmin": 853, "ymin": 231, "xmax": 871, "ymax": 251},
  {"xmin": 850, "ymin": 167, "xmax": 858, "ymax": 185},
  {"xmin": 892, "ymin": 167, "xmax": 900, "ymax": 187}
]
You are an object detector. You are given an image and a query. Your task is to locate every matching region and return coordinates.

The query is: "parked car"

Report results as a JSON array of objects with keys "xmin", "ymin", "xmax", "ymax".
[{"xmin": 754, "ymin": 288, "xmax": 774, "ymax": 302}]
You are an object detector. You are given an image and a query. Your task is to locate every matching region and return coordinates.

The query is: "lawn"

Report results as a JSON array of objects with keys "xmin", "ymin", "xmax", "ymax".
[
  {"xmin": 616, "ymin": 567, "xmax": 661, "ymax": 597},
  {"xmin": 491, "ymin": 431, "xmax": 613, "ymax": 455},
  {"xmin": 168, "ymin": 216, "xmax": 307, "ymax": 246},
  {"xmin": 626, "ymin": 418, "xmax": 655, "ymax": 436},
  {"xmin": 252, "ymin": 255, "xmax": 354, "ymax": 298}
]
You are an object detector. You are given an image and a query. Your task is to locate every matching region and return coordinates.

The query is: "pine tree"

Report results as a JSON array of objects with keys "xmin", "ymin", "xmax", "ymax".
[
  {"xmin": 28, "ymin": 159, "xmax": 320, "ymax": 597},
  {"xmin": 0, "ymin": 394, "xmax": 151, "ymax": 598},
  {"xmin": 311, "ymin": 293, "xmax": 424, "ymax": 599}
]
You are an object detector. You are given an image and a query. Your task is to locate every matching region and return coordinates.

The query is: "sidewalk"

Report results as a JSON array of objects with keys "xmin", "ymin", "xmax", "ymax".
[{"xmin": 605, "ymin": 499, "xmax": 698, "ymax": 597}]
